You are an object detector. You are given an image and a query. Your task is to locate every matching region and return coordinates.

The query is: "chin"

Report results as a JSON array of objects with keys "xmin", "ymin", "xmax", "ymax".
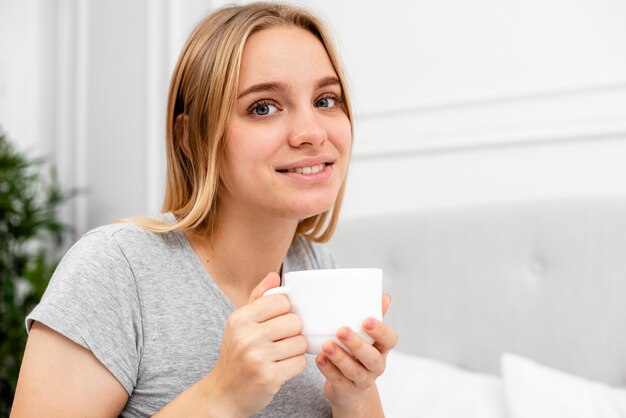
[
  {"xmin": 271, "ymin": 187, "xmax": 341, "ymax": 220},
  {"xmin": 288, "ymin": 199, "xmax": 336, "ymax": 221}
]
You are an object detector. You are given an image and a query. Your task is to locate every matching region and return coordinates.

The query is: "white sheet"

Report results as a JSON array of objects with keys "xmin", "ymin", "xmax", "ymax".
[
  {"xmin": 378, "ymin": 351, "xmax": 626, "ymax": 418},
  {"xmin": 502, "ymin": 353, "xmax": 626, "ymax": 418},
  {"xmin": 377, "ymin": 350, "xmax": 506, "ymax": 418}
]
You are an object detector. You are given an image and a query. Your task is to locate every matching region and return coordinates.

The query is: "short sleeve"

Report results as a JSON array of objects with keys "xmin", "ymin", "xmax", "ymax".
[{"xmin": 26, "ymin": 229, "xmax": 143, "ymax": 395}]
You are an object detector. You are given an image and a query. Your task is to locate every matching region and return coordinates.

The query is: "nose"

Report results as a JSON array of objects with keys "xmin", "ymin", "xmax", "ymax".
[{"xmin": 288, "ymin": 109, "xmax": 327, "ymax": 148}]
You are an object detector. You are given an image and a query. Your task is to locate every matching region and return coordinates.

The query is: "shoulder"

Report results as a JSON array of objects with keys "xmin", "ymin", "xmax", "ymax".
[
  {"xmin": 71, "ymin": 214, "xmax": 181, "ymax": 259},
  {"xmin": 285, "ymin": 234, "xmax": 338, "ymax": 272},
  {"xmin": 48, "ymin": 223, "xmax": 143, "ymax": 292},
  {"xmin": 49, "ymin": 215, "xmax": 183, "ymax": 291},
  {"xmin": 26, "ymin": 222, "xmax": 157, "ymax": 396}
]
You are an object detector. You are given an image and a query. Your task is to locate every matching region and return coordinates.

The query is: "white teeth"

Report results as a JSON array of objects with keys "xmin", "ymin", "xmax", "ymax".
[{"xmin": 289, "ymin": 163, "xmax": 325, "ymax": 174}]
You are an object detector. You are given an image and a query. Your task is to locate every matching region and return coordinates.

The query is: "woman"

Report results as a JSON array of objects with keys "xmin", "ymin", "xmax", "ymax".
[{"xmin": 11, "ymin": 2, "xmax": 398, "ymax": 417}]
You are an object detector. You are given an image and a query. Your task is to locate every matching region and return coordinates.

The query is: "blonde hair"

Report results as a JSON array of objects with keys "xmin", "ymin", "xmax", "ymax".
[{"xmin": 130, "ymin": 2, "xmax": 353, "ymax": 242}]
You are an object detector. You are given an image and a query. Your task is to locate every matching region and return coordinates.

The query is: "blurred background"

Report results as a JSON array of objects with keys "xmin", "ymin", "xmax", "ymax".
[{"xmin": 1, "ymin": 0, "xmax": 626, "ymax": 238}]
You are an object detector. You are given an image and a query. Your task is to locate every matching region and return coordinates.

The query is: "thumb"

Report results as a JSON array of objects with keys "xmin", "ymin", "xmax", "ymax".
[
  {"xmin": 248, "ymin": 271, "xmax": 281, "ymax": 303},
  {"xmin": 382, "ymin": 293, "xmax": 392, "ymax": 317}
]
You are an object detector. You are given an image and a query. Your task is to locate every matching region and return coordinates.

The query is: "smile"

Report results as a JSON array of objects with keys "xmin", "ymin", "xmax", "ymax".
[
  {"xmin": 284, "ymin": 163, "xmax": 326, "ymax": 175},
  {"xmin": 276, "ymin": 161, "xmax": 334, "ymax": 183}
]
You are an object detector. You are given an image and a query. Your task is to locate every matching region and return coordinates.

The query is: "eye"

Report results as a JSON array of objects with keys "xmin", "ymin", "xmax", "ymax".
[
  {"xmin": 315, "ymin": 94, "xmax": 343, "ymax": 109},
  {"xmin": 248, "ymin": 100, "xmax": 279, "ymax": 117}
]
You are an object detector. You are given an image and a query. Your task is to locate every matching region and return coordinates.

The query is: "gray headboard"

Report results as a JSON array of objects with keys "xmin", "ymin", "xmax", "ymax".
[{"xmin": 328, "ymin": 196, "xmax": 626, "ymax": 385}]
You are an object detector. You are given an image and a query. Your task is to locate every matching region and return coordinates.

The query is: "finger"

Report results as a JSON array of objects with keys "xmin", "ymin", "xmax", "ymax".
[
  {"xmin": 262, "ymin": 313, "xmax": 303, "ymax": 341},
  {"xmin": 248, "ymin": 272, "xmax": 281, "ymax": 303},
  {"xmin": 316, "ymin": 354, "xmax": 355, "ymax": 391},
  {"xmin": 382, "ymin": 293, "xmax": 392, "ymax": 317},
  {"xmin": 244, "ymin": 294, "xmax": 291, "ymax": 323},
  {"xmin": 322, "ymin": 341, "xmax": 371, "ymax": 389},
  {"xmin": 270, "ymin": 335, "xmax": 308, "ymax": 361},
  {"xmin": 274, "ymin": 353, "xmax": 308, "ymax": 383},
  {"xmin": 336, "ymin": 327, "xmax": 384, "ymax": 373},
  {"xmin": 363, "ymin": 318, "xmax": 399, "ymax": 354}
]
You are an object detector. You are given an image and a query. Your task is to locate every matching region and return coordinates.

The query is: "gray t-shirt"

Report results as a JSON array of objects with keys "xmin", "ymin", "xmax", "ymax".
[{"xmin": 26, "ymin": 214, "xmax": 336, "ymax": 417}]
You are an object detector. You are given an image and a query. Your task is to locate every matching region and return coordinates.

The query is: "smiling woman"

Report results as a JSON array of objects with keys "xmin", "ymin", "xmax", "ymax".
[
  {"xmin": 138, "ymin": 3, "xmax": 355, "ymax": 244},
  {"xmin": 10, "ymin": 2, "xmax": 397, "ymax": 418}
]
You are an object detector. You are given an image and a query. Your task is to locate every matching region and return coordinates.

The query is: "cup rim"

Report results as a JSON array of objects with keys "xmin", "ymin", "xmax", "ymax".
[{"xmin": 284, "ymin": 267, "xmax": 382, "ymax": 280}]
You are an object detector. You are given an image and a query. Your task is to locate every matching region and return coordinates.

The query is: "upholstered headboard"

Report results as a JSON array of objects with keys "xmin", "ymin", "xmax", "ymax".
[{"xmin": 328, "ymin": 196, "xmax": 626, "ymax": 386}]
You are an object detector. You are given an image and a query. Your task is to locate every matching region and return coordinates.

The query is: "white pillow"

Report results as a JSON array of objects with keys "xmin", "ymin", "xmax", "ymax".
[
  {"xmin": 502, "ymin": 353, "xmax": 626, "ymax": 418},
  {"xmin": 377, "ymin": 350, "xmax": 506, "ymax": 418}
]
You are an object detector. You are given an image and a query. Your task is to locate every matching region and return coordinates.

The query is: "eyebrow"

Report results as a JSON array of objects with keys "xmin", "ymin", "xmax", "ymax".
[{"xmin": 237, "ymin": 76, "xmax": 341, "ymax": 99}]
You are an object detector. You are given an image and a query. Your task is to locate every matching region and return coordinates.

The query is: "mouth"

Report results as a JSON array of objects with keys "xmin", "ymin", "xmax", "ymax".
[{"xmin": 276, "ymin": 162, "xmax": 333, "ymax": 175}]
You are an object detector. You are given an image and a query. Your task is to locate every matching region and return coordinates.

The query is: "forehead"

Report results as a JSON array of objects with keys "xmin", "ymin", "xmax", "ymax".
[{"xmin": 238, "ymin": 26, "xmax": 338, "ymax": 89}]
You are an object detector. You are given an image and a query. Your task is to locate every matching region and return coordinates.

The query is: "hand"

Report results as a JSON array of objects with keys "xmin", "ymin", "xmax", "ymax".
[
  {"xmin": 207, "ymin": 272, "xmax": 308, "ymax": 417},
  {"xmin": 315, "ymin": 294, "xmax": 398, "ymax": 409}
]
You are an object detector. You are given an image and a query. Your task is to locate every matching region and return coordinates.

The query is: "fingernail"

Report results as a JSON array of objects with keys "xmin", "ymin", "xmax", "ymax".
[
  {"xmin": 364, "ymin": 319, "xmax": 375, "ymax": 330},
  {"xmin": 318, "ymin": 356, "xmax": 327, "ymax": 366},
  {"xmin": 324, "ymin": 342, "xmax": 336, "ymax": 355},
  {"xmin": 338, "ymin": 327, "xmax": 350, "ymax": 340}
]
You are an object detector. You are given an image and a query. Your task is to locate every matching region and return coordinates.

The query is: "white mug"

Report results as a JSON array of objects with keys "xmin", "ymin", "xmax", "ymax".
[{"xmin": 264, "ymin": 268, "xmax": 383, "ymax": 355}]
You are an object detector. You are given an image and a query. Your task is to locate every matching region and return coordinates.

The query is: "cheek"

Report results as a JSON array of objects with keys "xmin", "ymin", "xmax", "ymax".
[
  {"xmin": 223, "ymin": 128, "xmax": 280, "ymax": 180},
  {"xmin": 331, "ymin": 118, "xmax": 352, "ymax": 152},
  {"xmin": 228, "ymin": 123, "xmax": 285, "ymax": 153},
  {"xmin": 329, "ymin": 119, "xmax": 352, "ymax": 177}
]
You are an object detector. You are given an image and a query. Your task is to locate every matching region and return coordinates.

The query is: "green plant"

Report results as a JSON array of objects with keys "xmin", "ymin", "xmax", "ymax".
[{"xmin": 0, "ymin": 129, "xmax": 75, "ymax": 416}]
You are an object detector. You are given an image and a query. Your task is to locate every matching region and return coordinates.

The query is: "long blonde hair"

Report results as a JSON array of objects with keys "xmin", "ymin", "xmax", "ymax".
[{"xmin": 130, "ymin": 2, "xmax": 353, "ymax": 242}]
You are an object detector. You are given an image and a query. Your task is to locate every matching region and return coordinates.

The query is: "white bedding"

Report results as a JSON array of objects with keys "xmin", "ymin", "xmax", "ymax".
[
  {"xmin": 378, "ymin": 351, "xmax": 505, "ymax": 418},
  {"xmin": 378, "ymin": 351, "xmax": 626, "ymax": 418},
  {"xmin": 502, "ymin": 354, "xmax": 626, "ymax": 418}
]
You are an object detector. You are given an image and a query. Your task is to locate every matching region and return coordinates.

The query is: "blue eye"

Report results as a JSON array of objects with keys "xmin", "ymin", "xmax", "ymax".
[
  {"xmin": 316, "ymin": 94, "xmax": 344, "ymax": 109},
  {"xmin": 251, "ymin": 102, "xmax": 278, "ymax": 116},
  {"xmin": 316, "ymin": 97, "xmax": 336, "ymax": 108}
]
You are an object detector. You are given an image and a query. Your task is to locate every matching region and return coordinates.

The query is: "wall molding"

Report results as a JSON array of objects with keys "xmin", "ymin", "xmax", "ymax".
[
  {"xmin": 54, "ymin": 0, "xmax": 89, "ymax": 238},
  {"xmin": 356, "ymin": 81, "xmax": 626, "ymax": 120},
  {"xmin": 74, "ymin": 0, "xmax": 89, "ymax": 235},
  {"xmin": 146, "ymin": 0, "xmax": 169, "ymax": 214},
  {"xmin": 353, "ymin": 81, "xmax": 626, "ymax": 158}
]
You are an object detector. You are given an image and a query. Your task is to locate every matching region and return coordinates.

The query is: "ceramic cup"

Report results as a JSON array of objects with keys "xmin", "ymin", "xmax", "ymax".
[{"xmin": 263, "ymin": 268, "xmax": 383, "ymax": 355}]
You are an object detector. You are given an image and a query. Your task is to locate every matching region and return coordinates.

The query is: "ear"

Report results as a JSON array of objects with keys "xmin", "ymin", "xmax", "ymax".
[{"xmin": 174, "ymin": 114, "xmax": 191, "ymax": 159}]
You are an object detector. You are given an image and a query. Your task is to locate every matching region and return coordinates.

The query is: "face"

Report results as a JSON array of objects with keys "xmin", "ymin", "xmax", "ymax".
[{"xmin": 220, "ymin": 26, "xmax": 352, "ymax": 222}]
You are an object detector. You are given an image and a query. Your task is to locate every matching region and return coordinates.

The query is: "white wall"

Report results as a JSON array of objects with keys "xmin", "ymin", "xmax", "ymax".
[
  {"xmin": 302, "ymin": 0, "xmax": 626, "ymax": 219},
  {"xmin": 1, "ymin": 0, "xmax": 625, "ymax": 235},
  {"xmin": 0, "ymin": 0, "xmax": 56, "ymax": 157}
]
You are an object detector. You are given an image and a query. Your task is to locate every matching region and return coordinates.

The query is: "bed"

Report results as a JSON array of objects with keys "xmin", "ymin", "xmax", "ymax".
[{"xmin": 328, "ymin": 195, "xmax": 626, "ymax": 417}]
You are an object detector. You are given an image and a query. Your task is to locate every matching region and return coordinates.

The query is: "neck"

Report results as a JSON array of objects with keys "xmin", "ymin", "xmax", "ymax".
[{"xmin": 185, "ymin": 202, "xmax": 299, "ymax": 305}]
